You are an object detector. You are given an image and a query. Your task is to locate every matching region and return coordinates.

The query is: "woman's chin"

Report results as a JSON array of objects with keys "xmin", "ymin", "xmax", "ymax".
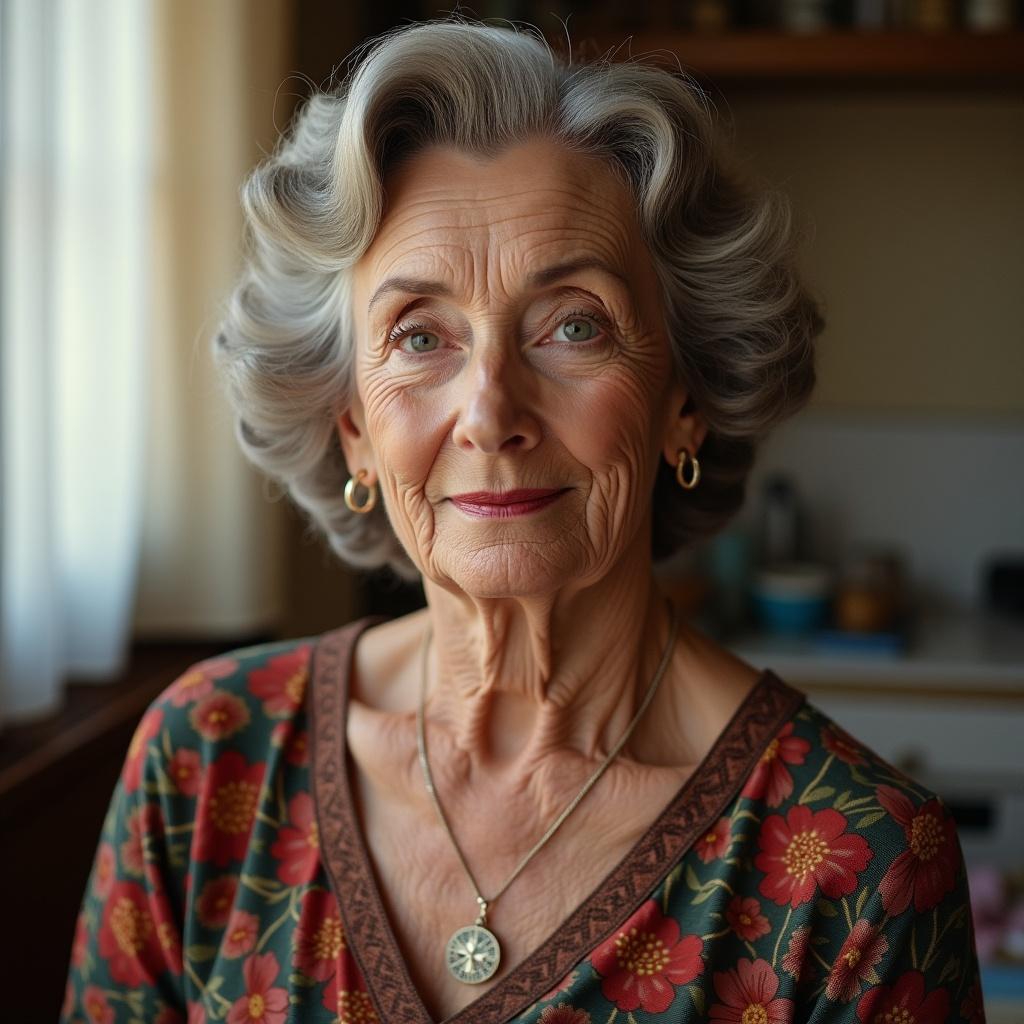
[{"xmin": 431, "ymin": 542, "xmax": 583, "ymax": 600}]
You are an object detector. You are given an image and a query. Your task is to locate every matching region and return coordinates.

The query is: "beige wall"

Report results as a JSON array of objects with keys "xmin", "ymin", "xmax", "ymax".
[
  {"xmin": 133, "ymin": 0, "xmax": 299, "ymax": 637},
  {"xmin": 725, "ymin": 89, "xmax": 1024, "ymax": 416}
]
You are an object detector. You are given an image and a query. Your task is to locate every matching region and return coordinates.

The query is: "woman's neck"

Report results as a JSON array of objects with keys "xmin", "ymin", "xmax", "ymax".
[{"xmin": 420, "ymin": 541, "xmax": 677, "ymax": 771}]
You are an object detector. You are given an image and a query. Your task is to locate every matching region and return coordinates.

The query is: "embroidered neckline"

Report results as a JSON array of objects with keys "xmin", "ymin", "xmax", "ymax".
[{"xmin": 308, "ymin": 615, "xmax": 805, "ymax": 1024}]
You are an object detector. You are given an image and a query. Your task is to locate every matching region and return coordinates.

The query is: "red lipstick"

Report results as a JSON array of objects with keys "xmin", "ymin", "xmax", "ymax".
[{"xmin": 449, "ymin": 488, "xmax": 567, "ymax": 518}]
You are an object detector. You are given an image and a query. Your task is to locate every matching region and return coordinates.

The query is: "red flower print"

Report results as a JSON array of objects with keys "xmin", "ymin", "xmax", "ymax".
[
  {"xmin": 71, "ymin": 911, "xmax": 90, "ymax": 968},
  {"xmin": 825, "ymin": 919, "xmax": 888, "ymax": 1002},
  {"xmin": 196, "ymin": 875, "xmax": 239, "ymax": 928},
  {"xmin": 168, "ymin": 747, "xmax": 202, "ymax": 796},
  {"xmin": 223, "ymin": 908, "xmax": 260, "ymax": 958},
  {"xmin": 93, "ymin": 841, "xmax": 116, "ymax": 899},
  {"xmin": 821, "ymin": 723, "xmax": 866, "ymax": 765},
  {"xmin": 187, "ymin": 1001, "xmax": 207, "ymax": 1024},
  {"xmin": 189, "ymin": 690, "xmax": 251, "ymax": 743},
  {"xmin": 154, "ymin": 1008, "xmax": 185, "ymax": 1024},
  {"xmin": 781, "ymin": 925, "xmax": 815, "ymax": 982},
  {"xmin": 709, "ymin": 958, "xmax": 793, "ymax": 1024},
  {"xmin": 97, "ymin": 879, "xmax": 173, "ymax": 986},
  {"xmin": 538, "ymin": 1007, "xmax": 591, "ymax": 1024},
  {"xmin": 166, "ymin": 656, "xmax": 238, "ymax": 707},
  {"xmin": 248, "ymin": 647, "xmax": 311, "ymax": 717},
  {"xmin": 696, "ymin": 816, "xmax": 732, "ymax": 864},
  {"xmin": 81, "ymin": 985, "xmax": 115, "ymax": 1024},
  {"xmin": 541, "ymin": 969, "xmax": 579, "ymax": 1002},
  {"xmin": 856, "ymin": 969, "xmax": 950, "ymax": 1023},
  {"xmin": 294, "ymin": 887, "xmax": 346, "ymax": 981},
  {"xmin": 193, "ymin": 750, "xmax": 264, "ymax": 867},
  {"xmin": 590, "ymin": 898, "xmax": 704, "ymax": 1014},
  {"xmin": 270, "ymin": 792, "xmax": 320, "ymax": 886},
  {"xmin": 123, "ymin": 706, "xmax": 163, "ymax": 793},
  {"xmin": 961, "ymin": 978, "xmax": 984, "ymax": 1024},
  {"xmin": 756, "ymin": 805, "xmax": 872, "ymax": 908},
  {"xmin": 725, "ymin": 896, "xmax": 771, "ymax": 942},
  {"xmin": 876, "ymin": 785, "xmax": 959, "ymax": 914},
  {"xmin": 322, "ymin": 952, "xmax": 378, "ymax": 1020},
  {"xmin": 740, "ymin": 722, "xmax": 810, "ymax": 807},
  {"xmin": 227, "ymin": 952, "xmax": 288, "ymax": 1024},
  {"xmin": 121, "ymin": 829, "xmax": 144, "ymax": 877}
]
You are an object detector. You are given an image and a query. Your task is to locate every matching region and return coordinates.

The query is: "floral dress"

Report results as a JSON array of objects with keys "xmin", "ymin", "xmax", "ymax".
[{"xmin": 61, "ymin": 615, "xmax": 986, "ymax": 1024}]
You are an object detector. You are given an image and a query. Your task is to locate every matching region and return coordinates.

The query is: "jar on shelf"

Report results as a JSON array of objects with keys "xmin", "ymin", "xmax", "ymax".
[
  {"xmin": 910, "ymin": 0, "xmax": 956, "ymax": 30},
  {"xmin": 687, "ymin": 0, "xmax": 734, "ymax": 32},
  {"xmin": 834, "ymin": 544, "xmax": 908, "ymax": 633},
  {"xmin": 780, "ymin": 0, "xmax": 834, "ymax": 31},
  {"xmin": 963, "ymin": 0, "xmax": 1016, "ymax": 30}
]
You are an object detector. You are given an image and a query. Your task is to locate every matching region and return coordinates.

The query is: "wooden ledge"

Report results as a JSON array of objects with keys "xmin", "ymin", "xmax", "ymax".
[{"xmin": 0, "ymin": 636, "xmax": 270, "ymax": 824}]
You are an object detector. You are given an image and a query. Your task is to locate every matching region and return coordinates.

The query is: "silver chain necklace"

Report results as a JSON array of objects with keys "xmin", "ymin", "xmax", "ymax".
[{"xmin": 416, "ymin": 599, "xmax": 680, "ymax": 986}]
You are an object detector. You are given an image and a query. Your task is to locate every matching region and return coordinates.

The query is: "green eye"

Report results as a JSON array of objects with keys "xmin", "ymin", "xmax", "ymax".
[
  {"xmin": 554, "ymin": 313, "xmax": 603, "ymax": 343},
  {"xmin": 403, "ymin": 330, "xmax": 440, "ymax": 353}
]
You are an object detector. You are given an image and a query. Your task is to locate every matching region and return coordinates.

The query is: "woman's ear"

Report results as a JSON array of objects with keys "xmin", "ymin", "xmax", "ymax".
[
  {"xmin": 335, "ymin": 399, "xmax": 377, "ymax": 485},
  {"xmin": 661, "ymin": 384, "xmax": 707, "ymax": 470}
]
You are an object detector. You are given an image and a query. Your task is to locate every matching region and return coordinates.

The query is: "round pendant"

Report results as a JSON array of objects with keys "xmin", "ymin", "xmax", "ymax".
[{"xmin": 445, "ymin": 923, "xmax": 501, "ymax": 984}]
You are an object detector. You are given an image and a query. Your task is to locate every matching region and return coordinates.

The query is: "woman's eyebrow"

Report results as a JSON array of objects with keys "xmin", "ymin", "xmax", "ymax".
[{"xmin": 366, "ymin": 257, "xmax": 629, "ymax": 316}]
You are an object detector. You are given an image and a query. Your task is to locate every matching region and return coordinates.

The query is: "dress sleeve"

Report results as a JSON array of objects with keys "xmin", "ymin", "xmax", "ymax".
[
  {"xmin": 60, "ymin": 686, "xmax": 190, "ymax": 1021},
  {"xmin": 802, "ymin": 784, "xmax": 986, "ymax": 1023}
]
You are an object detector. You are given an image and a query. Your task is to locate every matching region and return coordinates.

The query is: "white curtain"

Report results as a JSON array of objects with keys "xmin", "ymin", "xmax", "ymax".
[{"xmin": 0, "ymin": 0, "xmax": 153, "ymax": 724}]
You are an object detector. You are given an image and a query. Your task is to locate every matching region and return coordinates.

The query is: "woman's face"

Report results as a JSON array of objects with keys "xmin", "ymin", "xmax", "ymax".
[{"xmin": 342, "ymin": 136, "xmax": 699, "ymax": 598}]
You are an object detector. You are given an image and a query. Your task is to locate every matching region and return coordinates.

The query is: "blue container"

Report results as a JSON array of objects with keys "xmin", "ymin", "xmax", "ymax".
[{"xmin": 752, "ymin": 563, "xmax": 833, "ymax": 636}]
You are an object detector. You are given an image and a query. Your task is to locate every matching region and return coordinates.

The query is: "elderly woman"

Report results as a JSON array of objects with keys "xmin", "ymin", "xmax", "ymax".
[{"xmin": 63, "ymin": 17, "xmax": 984, "ymax": 1024}]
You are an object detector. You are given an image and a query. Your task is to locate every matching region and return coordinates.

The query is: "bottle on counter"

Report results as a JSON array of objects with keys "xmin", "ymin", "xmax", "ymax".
[
  {"xmin": 708, "ymin": 527, "xmax": 756, "ymax": 636},
  {"xmin": 758, "ymin": 473, "xmax": 804, "ymax": 566}
]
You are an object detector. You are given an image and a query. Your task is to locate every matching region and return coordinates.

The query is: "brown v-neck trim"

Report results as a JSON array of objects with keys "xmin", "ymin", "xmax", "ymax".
[{"xmin": 309, "ymin": 615, "xmax": 805, "ymax": 1024}]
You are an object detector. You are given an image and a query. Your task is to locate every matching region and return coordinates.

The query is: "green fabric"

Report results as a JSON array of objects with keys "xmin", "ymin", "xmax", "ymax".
[{"xmin": 61, "ymin": 633, "xmax": 985, "ymax": 1024}]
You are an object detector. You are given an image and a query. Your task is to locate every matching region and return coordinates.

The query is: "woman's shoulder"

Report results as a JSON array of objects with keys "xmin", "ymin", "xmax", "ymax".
[
  {"xmin": 771, "ymin": 697, "xmax": 943, "ymax": 800},
  {"xmin": 746, "ymin": 691, "xmax": 954, "ymax": 820},
  {"xmin": 148, "ymin": 635, "xmax": 318, "ymax": 739},
  {"xmin": 738, "ymin": 690, "xmax": 969, "ymax": 916},
  {"xmin": 117, "ymin": 633, "xmax": 333, "ymax": 803},
  {"xmin": 652, "ymin": 689, "xmax": 983, "ymax": 1024},
  {"xmin": 63, "ymin": 632, "xmax": 346, "ymax": 1017}
]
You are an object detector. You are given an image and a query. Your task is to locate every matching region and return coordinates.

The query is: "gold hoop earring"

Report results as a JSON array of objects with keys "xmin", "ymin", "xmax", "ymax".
[
  {"xmin": 344, "ymin": 469, "xmax": 378, "ymax": 514},
  {"xmin": 676, "ymin": 447, "xmax": 700, "ymax": 490}
]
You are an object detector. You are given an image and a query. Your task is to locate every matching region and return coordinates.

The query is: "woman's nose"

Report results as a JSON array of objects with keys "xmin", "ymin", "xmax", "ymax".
[{"xmin": 450, "ymin": 347, "xmax": 542, "ymax": 455}]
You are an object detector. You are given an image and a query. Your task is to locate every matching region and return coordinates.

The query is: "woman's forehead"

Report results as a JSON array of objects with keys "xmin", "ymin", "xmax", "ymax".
[{"xmin": 356, "ymin": 140, "xmax": 645, "ymax": 304}]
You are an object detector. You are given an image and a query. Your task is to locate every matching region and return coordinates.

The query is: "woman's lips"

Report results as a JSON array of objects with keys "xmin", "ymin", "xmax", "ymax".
[{"xmin": 449, "ymin": 488, "xmax": 568, "ymax": 518}]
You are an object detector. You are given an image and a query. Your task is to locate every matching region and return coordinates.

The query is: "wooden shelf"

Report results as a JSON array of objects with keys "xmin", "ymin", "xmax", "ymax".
[{"xmin": 560, "ymin": 30, "xmax": 1024, "ymax": 84}]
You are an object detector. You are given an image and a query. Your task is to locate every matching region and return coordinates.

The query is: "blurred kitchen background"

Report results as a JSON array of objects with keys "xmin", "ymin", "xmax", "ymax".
[{"xmin": 1, "ymin": 0, "xmax": 1022, "ymax": 1018}]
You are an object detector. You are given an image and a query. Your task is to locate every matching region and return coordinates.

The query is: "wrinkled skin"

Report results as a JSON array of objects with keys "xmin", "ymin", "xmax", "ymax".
[{"xmin": 335, "ymin": 137, "xmax": 758, "ymax": 1017}]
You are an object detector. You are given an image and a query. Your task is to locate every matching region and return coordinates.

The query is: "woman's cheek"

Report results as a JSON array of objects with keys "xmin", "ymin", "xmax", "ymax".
[
  {"xmin": 364, "ymin": 379, "xmax": 448, "ymax": 532},
  {"xmin": 556, "ymin": 371, "xmax": 657, "ymax": 468},
  {"xmin": 560, "ymin": 375, "xmax": 663, "ymax": 536}
]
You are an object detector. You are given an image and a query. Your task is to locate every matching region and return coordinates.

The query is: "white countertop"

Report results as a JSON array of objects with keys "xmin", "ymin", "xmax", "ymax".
[{"xmin": 725, "ymin": 608, "xmax": 1024, "ymax": 692}]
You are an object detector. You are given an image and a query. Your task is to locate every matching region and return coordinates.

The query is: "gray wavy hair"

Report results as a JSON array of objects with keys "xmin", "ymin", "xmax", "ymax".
[{"xmin": 213, "ymin": 14, "xmax": 824, "ymax": 582}]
